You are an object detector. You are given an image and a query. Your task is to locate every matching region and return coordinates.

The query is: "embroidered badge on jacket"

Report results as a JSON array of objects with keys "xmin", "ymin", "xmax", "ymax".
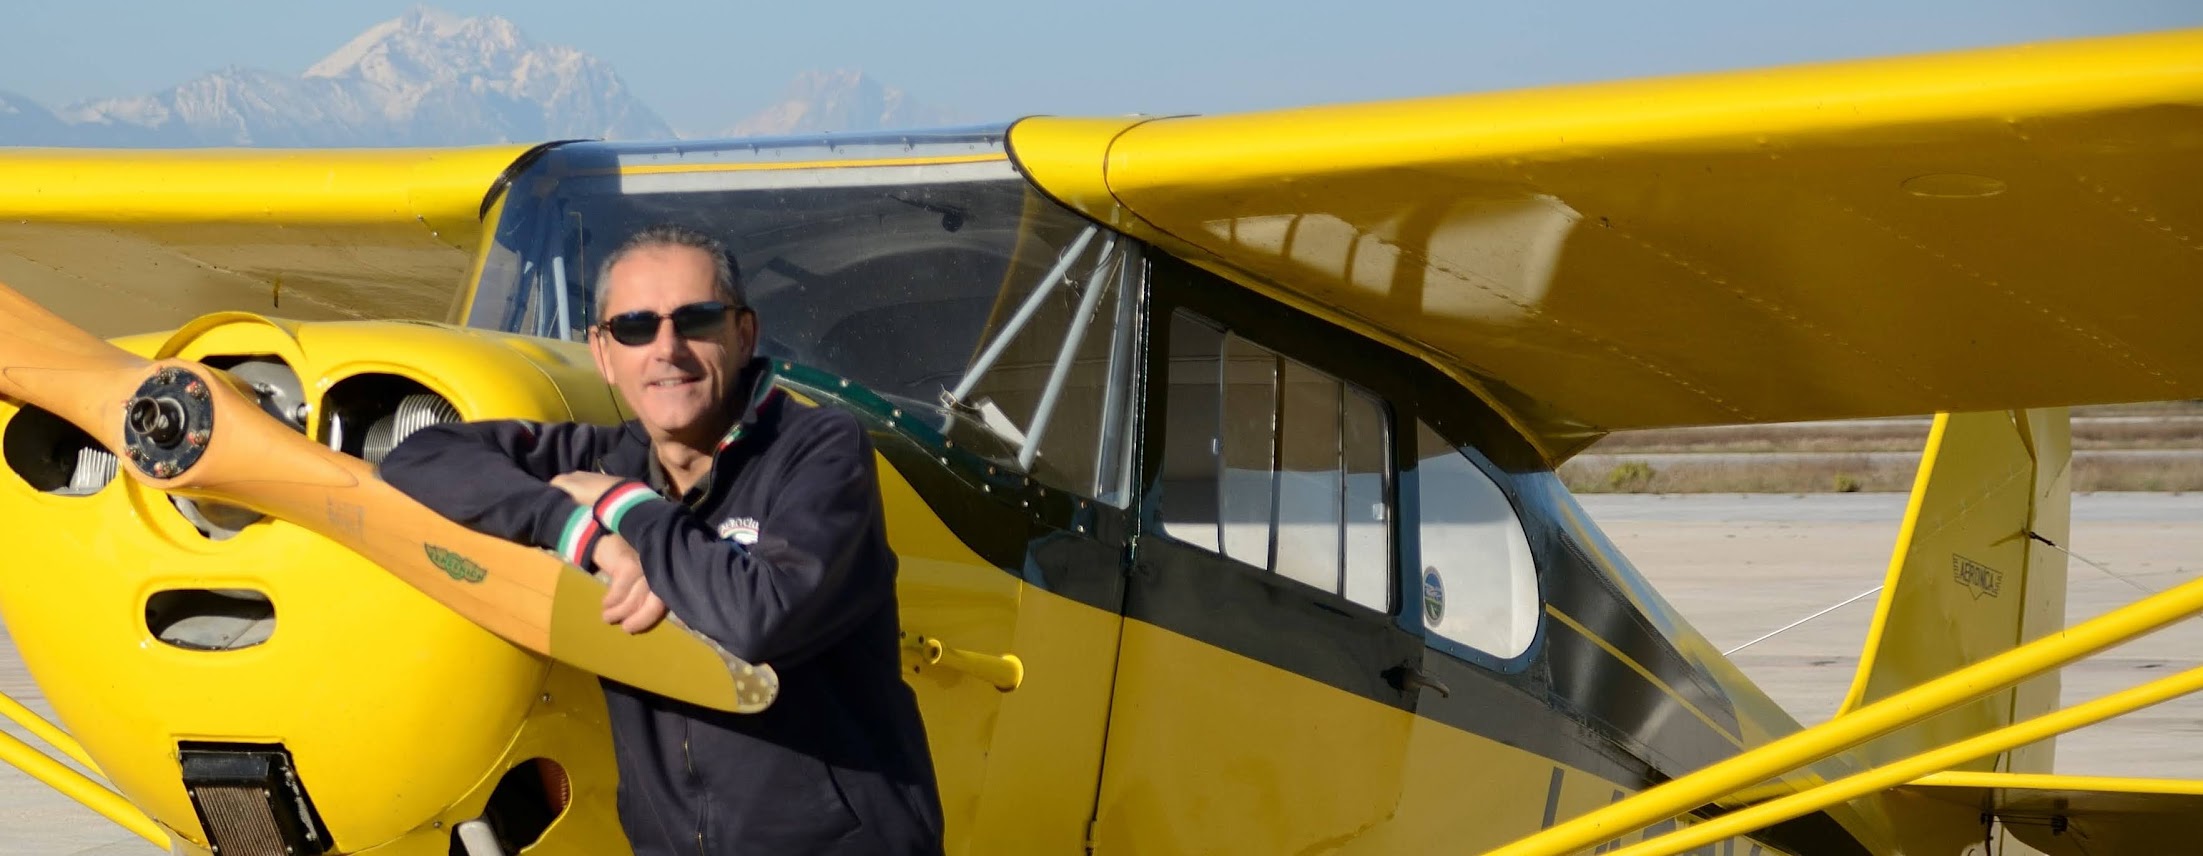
[{"xmin": 717, "ymin": 516, "xmax": 761, "ymax": 545}]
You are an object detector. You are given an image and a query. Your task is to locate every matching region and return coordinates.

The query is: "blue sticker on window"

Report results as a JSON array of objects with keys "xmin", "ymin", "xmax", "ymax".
[{"xmin": 1422, "ymin": 567, "xmax": 1445, "ymax": 626}]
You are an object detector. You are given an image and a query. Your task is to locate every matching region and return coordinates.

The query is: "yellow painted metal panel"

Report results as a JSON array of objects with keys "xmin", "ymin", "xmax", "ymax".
[
  {"xmin": 0, "ymin": 146, "xmax": 528, "ymax": 337},
  {"xmin": 1091, "ymin": 620, "xmax": 1414, "ymax": 852},
  {"xmin": 1014, "ymin": 28, "xmax": 2203, "ymax": 460},
  {"xmin": 1090, "ymin": 621, "xmax": 1795, "ymax": 854}
]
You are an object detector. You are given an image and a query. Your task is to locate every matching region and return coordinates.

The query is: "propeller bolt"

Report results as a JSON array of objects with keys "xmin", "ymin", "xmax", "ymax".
[
  {"xmin": 151, "ymin": 461, "xmax": 178, "ymax": 478},
  {"xmin": 186, "ymin": 429, "xmax": 210, "ymax": 447},
  {"xmin": 122, "ymin": 447, "xmax": 140, "ymax": 462},
  {"xmin": 185, "ymin": 380, "xmax": 207, "ymax": 400}
]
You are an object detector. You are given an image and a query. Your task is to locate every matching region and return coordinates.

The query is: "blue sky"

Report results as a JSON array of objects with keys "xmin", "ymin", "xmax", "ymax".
[{"xmin": 2, "ymin": 0, "xmax": 2198, "ymax": 132}]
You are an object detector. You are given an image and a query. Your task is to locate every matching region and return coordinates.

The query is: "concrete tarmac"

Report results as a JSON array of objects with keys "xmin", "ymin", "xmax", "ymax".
[
  {"xmin": 1588, "ymin": 492, "xmax": 2203, "ymax": 778},
  {"xmin": 0, "ymin": 492, "xmax": 2196, "ymax": 854}
]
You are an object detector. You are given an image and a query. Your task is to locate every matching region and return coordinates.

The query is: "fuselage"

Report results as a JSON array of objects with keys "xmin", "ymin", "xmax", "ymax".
[{"xmin": 0, "ymin": 126, "xmax": 1940, "ymax": 855}]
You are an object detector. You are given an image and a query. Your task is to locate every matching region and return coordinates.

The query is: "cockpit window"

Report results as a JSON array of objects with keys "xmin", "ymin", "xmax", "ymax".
[{"xmin": 466, "ymin": 140, "xmax": 1142, "ymax": 506}]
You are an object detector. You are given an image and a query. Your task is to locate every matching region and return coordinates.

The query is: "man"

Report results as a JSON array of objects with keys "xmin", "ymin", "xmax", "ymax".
[{"xmin": 378, "ymin": 223, "xmax": 944, "ymax": 855}]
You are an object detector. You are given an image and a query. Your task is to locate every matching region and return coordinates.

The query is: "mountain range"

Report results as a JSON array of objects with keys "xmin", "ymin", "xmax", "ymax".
[{"xmin": 0, "ymin": 6, "xmax": 959, "ymax": 147}]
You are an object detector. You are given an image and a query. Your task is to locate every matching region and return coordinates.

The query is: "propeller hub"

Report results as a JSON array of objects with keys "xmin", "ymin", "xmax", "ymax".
[
  {"xmin": 123, "ymin": 367, "xmax": 215, "ymax": 479},
  {"xmin": 127, "ymin": 397, "xmax": 188, "ymax": 447}
]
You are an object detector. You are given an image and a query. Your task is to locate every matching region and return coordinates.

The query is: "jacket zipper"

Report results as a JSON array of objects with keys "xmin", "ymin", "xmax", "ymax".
[{"xmin": 685, "ymin": 718, "xmax": 706, "ymax": 855}]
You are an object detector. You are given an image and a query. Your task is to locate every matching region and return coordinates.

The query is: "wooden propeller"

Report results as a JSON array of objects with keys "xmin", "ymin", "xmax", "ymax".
[{"xmin": 0, "ymin": 281, "xmax": 777, "ymax": 714}]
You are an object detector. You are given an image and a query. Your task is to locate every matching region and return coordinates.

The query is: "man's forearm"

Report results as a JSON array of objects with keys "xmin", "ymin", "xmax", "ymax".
[{"xmin": 378, "ymin": 421, "xmax": 599, "ymax": 552}]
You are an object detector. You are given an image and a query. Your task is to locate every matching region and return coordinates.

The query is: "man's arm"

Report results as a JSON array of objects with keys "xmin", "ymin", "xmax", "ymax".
[
  {"xmin": 377, "ymin": 420, "xmax": 611, "ymax": 568},
  {"xmin": 592, "ymin": 412, "xmax": 892, "ymax": 666}
]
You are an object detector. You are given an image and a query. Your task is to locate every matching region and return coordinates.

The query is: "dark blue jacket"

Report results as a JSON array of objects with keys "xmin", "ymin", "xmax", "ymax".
[{"xmin": 378, "ymin": 358, "xmax": 944, "ymax": 855}]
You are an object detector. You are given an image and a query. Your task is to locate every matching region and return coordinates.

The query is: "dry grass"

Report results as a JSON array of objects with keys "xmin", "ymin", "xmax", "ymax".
[
  {"xmin": 1561, "ymin": 455, "xmax": 2203, "ymax": 494},
  {"xmin": 2073, "ymin": 400, "xmax": 2203, "ymax": 417},
  {"xmin": 2074, "ymin": 457, "xmax": 2203, "ymax": 492},
  {"xmin": 1560, "ymin": 455, "xmax": 1915, "ymax": 494},
  {"xmin": 1563, "ymin": 400, "xmax": 2203, "ymax": 492},
  {"xmin": 1588, "ymin": 423, "xmax": 1931, "ymax": 454},
  {"xmin": 1588, "ymin": 418, "xmax": 2203, "ymax": 454}
]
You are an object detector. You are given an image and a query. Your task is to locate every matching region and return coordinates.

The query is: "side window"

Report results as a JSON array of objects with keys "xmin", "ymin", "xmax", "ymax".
[
  {"xmin": 1414, "ymin": 420, "xmax": 1538, "ymax": 659},
  {"xmin": 1157, "ymin": 310, "xmax": 1393, "ymax": 611}
]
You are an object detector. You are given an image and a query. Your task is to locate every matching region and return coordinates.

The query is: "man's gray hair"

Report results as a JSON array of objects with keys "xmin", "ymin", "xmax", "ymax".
[{"xmin": 594, "ymin": 223, "xmax": 747, "ymax": 318}]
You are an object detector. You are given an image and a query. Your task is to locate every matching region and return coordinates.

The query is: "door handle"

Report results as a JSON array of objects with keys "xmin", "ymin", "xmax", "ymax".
[
  {"xmin": 905, "ymin": 634, "xmax": 1024, "ymax": 692},
  {"xmin": 1386, "ymin": 665, "xmax": 1451, "ymax": 698}
]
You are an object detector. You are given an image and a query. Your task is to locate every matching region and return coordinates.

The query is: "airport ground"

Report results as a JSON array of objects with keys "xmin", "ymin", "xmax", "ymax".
[
  {"xmin": 1, "ymin": 492, "xmax": 2198, "ymax": 854},
  {"xmin": 1561, "ymin": 404, "xmax": 2203, "ymax": 494}
]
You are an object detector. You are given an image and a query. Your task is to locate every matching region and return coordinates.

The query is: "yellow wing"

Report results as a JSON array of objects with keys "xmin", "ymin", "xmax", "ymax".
[
  {"xmin": 1899, "ymin": 772, "xmax": 2203, "ymax": 854},
  {"xmin": 1011, "ymin": 27, "xmax": 2203, "ymax": 462},
  {"xmin": 0, "ymin": 145, "xmax": 534, "ymax": 338}
]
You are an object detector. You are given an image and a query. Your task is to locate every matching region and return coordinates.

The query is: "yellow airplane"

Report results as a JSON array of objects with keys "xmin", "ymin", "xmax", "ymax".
[{"xmin": 0, "ymin": 24, "xmax": 2199, "ymax": 856}]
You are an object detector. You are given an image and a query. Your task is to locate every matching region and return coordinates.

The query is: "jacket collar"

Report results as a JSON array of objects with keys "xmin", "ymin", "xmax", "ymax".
[{"xmin": 636, "ymin": 357, "xmax": 781, "ymax": 503}]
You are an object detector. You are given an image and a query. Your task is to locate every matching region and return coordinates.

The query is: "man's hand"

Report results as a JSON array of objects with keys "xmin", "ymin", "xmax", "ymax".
[
  {"xmin": 549, "ymin": 471, "xmax": 626, "ymax": 508},
  {"xmin": 592, "ymin": 533, "xmax": 668, "ymax": 634}
]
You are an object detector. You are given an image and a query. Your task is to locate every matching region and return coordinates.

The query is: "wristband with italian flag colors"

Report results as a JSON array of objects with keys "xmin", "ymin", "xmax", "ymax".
[
  {"xmin": 592, "ymin": 480, "xmax": 657, "ymax": 538},
  {"xmin": 553, "ymin": 505, "xmax": 607, "ymax": 571}
]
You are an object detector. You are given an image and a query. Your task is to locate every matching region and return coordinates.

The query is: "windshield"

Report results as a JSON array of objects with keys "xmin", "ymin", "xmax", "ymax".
[{"xmin": 465, "ymin": 131, "xmax": 1141, "ymax": 505}]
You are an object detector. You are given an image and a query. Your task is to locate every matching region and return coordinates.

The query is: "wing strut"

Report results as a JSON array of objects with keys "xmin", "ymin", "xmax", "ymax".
[
  {"xmin": 0, "ymin": 723, "xmax": 168, "ymax": 848},
  {"xmin": 1484, "ymin": 552, "xmax": 2203, "ymax": 856},
  {"xmin": 0, "ymin": 692, "xmax": 102, "ymax": 777},
  {"xmin": 1594, "ymin": 661, "xmax": 2203, "ymax": 856}
]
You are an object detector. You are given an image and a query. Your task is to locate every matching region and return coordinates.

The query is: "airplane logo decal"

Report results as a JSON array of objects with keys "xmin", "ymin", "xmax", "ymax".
[
  {"xmin": 1952, "ymin": 554, "xmax": 2002, "ymax": 600},
  {"xmin": 1422, "ymin": 567, "xmax": 1446, "ymax": 626},
  {"xmin": 424, "ymin": 544, "xmax": 488, "ymax": 584}
]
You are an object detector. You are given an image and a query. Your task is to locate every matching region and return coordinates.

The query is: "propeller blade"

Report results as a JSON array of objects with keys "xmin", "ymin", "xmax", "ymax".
[
  {"xmin": 0, "ymin": 281, "xmax": 151, "ymax": 448},
  {"xmin": 0, "ymin": 280, "xmax": 777, "ymax": 714}
]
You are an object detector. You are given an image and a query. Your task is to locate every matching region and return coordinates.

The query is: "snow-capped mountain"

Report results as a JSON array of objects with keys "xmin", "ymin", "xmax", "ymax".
[
  {"xmin": 0, "ymin": 7, "xmax": 964, "ymax": 147},
  {"xmin": 726, "ymin": 69, "xmax": 961, "ymax": 137},
  {"xmin": 0, "ymin": 90, "xmax": 79, "ymax": 145},
  {"xmin": 25, "ymin": 6, "xmax": 673, "ymax": 147}
]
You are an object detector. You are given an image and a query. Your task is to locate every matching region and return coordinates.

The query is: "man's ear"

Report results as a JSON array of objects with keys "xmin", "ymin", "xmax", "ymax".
[
  {"xmin": 588, "ymin": 329, "xmax": 616, "ymax": 385},
  {"xmin": 733, "ymin": 309, "xmax": 760, "ymax": 363}
]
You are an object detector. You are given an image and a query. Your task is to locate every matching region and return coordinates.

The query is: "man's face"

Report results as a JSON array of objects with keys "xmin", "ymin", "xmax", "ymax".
[{"xmin": 588, "ymin": 245, "xmax": 757, "ymax": 446}]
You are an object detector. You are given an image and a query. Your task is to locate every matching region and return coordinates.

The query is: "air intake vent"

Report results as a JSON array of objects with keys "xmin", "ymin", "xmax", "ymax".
[
  {"xmin": 2, "ymin": 405, "xmax": 117, "ymax": 496},
  {"xmin": 148, "ymin": 589, "xmax": 275, "ymax": 651},
  {"xmin": 180, "ymin": 743, "xmax": 331, "ymax": 856}
]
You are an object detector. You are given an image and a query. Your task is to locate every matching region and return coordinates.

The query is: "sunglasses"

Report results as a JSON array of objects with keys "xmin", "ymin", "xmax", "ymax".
[{"xmin": 595, "ymin": 301, "xmax": 740, "ymax": 347}]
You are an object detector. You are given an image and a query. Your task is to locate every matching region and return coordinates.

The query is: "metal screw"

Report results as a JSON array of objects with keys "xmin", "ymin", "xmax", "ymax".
[
  {"xmin": 123, "ymin": 447, "xmax": 140, "ymax": 461},
  {"xmin": 185, "ymin": 380, "xmax": 207, "ymax": 400},
  {"xmin": 186, "ymin": 430, "xmax": 210, "ymax": 447},
  {"xmin": 152, "ymin": 461, "xmax": 178, "ymax": 478}
]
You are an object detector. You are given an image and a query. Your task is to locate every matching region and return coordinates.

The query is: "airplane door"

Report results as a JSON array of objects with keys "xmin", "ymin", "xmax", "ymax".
[
  {"xmin": 870, "ymin": 222, "xmax": 1144, "ymax": 853},
  {"xmin": 1087, "ymin": 289, "xmax": 1423, "ymax": 852}
]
